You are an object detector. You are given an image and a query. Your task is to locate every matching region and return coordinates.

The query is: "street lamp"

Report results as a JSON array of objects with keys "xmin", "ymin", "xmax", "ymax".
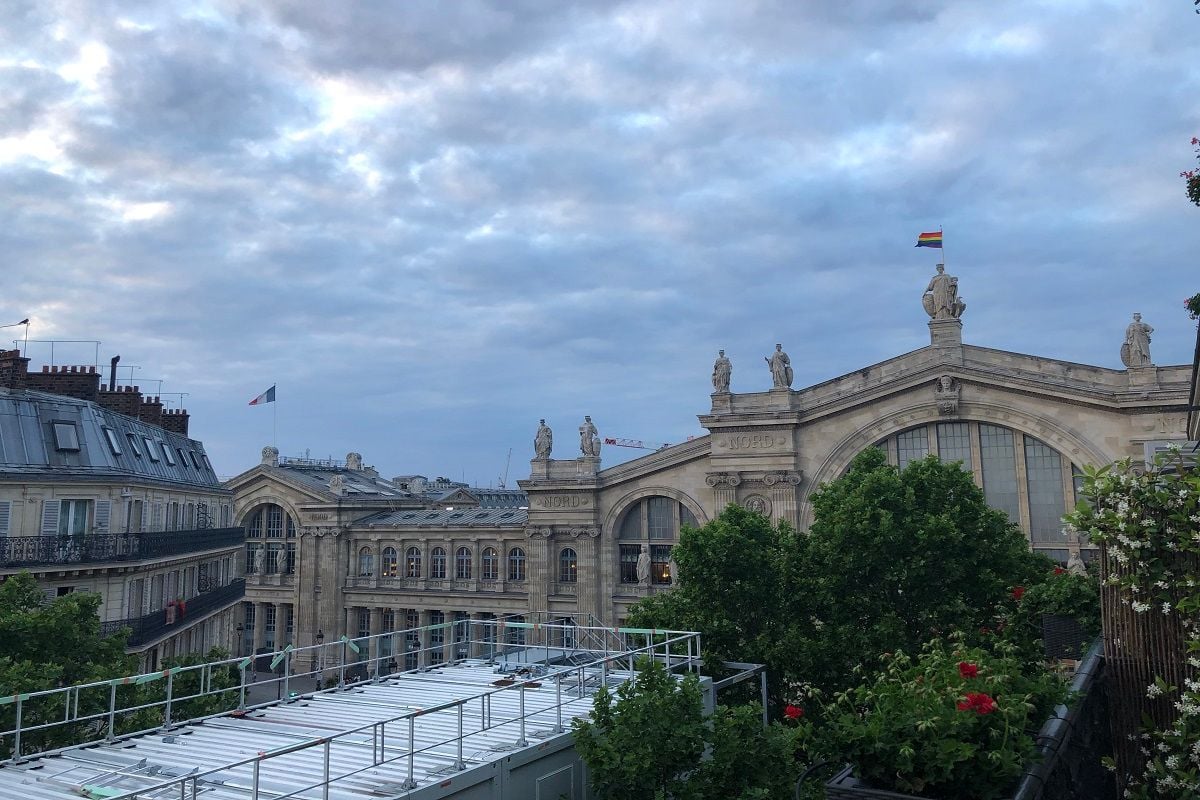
[
  {"xmin": 315, "ymin": 630, "xmax": 325, "ymax": 689},
  {"xmin": 236, "ymin": 623, "xmax": 244, "ymax": 657}
]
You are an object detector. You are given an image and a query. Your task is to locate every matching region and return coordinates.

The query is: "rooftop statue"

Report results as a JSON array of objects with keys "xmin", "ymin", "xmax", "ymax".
[
  {"xmin": 534, "ymin": 419, "xmax": 553, "ymax": 460},
  {"xmin": 765, "ymin": 343, "xmax": 792, "ymax": 389},
  {"xmin": 922, "ymin": 263, "xmax": 966, "ymax": 320},
  {"xmin": 712, "ymin": 349, "xmax": 731, "ymax": 393},
  {"xmin": 1120, "ymin": 312, "xmax": 1153, "ymax": 368}
]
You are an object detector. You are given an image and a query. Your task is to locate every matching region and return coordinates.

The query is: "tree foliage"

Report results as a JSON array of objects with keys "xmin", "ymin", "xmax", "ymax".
[
  {"xmin": 572, "ymin": 659, "xmax": 800, "ymax": 800},
  {"xmin": 786, "ymin": 448, "xmax": 1052, "ymax": 696},
  {"xmin": 632, "ymin": 449, "xmax": 1052, "ymax": 712}
]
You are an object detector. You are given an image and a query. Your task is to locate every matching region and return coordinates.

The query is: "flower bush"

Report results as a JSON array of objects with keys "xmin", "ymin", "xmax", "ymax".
[
  {"xmin": 1066, "ymin": 449, "xmax": 1200, "ymax": 798},
  {"xmin": 1185, "ymin": 293, "xmax": 1200, "ymax": 322},
  {"xmin": 999, "ymin": 565, "xmax": 1101, "ymax": 663},
  {"xmin": 813, "ymin": 636, "xmax": 1066, "ymax": 799}
]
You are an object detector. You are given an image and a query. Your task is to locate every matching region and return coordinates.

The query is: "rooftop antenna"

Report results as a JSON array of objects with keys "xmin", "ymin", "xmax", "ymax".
[{"xmin": 498, "ymin": 447, "xmax": 512, "ymax": 488}]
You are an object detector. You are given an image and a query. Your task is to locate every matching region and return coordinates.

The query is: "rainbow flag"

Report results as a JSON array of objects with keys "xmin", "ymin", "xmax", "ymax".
[{"xmin": 915, "ymin": 231, "xmax": 943, "ymax": 248}]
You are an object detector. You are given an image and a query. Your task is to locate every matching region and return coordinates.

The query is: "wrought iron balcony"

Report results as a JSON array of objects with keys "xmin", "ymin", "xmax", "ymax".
[
  {"xmin": 100, "ymin": 579, "xmax": 245, "ymax": 647},
  {"xmin": 0, "ymin": 527, "xmax": 244, "ymax": 569}
]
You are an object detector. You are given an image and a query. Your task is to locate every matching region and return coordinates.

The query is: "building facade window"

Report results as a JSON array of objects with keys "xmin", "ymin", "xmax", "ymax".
[
  {"xmin": 559, "ymin": 547, "xmax": 578, "ymax": 583},
  {"xmin": 455, "ymin": 546, "xmax": 472, "ymax": 579},
  {"xmin": 872, "ymin": 422, "xmax": 1085, "ymax": 559},
  {"xmin": 57, "ymin": 499, "xmax": 91, "ymax": 536},
  {"xmin": 508, "ymin": 547, "xmax": 526, "ymax": 581},
  {"xmin": 358, "ymin": 547, "xmax": 373, "ymax": 577},
  {"xmin": 243, "ymin": 503, "xmax": 295, "ymax": 542},
  {"xmin": 430, "ymin": 611, "xmax": 445, "ymax": 664},
  {"xmin": 481, "ymin": 547, "xmax": 499, "ymax": 580},
  {"xmin": 431, "ymin": 547, "xmax": 447, "ymax": 579},
  {"xmin": 616, "ymin": 496, "xmax": 697, "ymax": 584},
  {"xmin": 285, "ymin": 542, "xmax": 297, "ymax": 574},
  {"xmin": 405, "ymin": 547, "xmax": 422, "ymax": 578},
  {"xmin": 266, "ymin": 543, "xmax": 283, "ymax": 574},
  {"xmin": 381, "ymin": 547, "xmax": 398, "ymax": 577},
  {"xmin": 507, "ymin": 615, "xmax": 526, "ymax": 645}
]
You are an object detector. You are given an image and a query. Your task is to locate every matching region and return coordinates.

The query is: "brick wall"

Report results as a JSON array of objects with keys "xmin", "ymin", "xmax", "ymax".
[
  {"xmin": 25, "ymin": 365, "xmax": 100, "ymax": 401},
  {"xmin": 98, "ymin": 386, "xmax": 143, "ymax": 417},
  {"xmin": 0, "ymin": 349, "xmax": 30, "ymax": 390},
  {"xmin": 160, "ymin": 408, "xmax": 190, "ymax": 437}
]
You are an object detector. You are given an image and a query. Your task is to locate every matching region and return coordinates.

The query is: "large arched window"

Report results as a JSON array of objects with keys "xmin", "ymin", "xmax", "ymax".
[
  {"xmin": 243, "ymin": 503, "xmax": 296, "ymax": 541},
  {"xmin": 508, "ymin": 547, "xmax": 526, "ymax": 581},
  {"xmin": 381, "ymin": 547, "xmax": 398, "ymax": 577},
  {"xmin": 358, "ymin": 547, "xmax": 373, "ymax": 577},
  {"xmin": 481, "ymin": 547, "xmax": 499, "ymax": 581},
  {"xmin": 455, "ymin": 547, "xmax": 472, "ymax": 579},
  {"xmin": 616, "ymin": 496, "xmax": 697, "ymax": 585},
  {"xmin": 559, "ymin": 547, "xmax": 578, "ymax": 583},
  {"xmin": 405, "ymin": 546, "xmax": 422, "ymax": 578},
  {"xmin": 872, "ymin": 422, "xmax": 1088, "ymax": 561},
  {"xmin": 431, "ymin": 547, "xmax": 447, "ymax": 579}
]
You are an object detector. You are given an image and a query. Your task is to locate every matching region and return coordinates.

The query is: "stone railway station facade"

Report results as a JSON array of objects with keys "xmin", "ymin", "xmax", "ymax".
[{"xmin": 227, "ymin": 267, "xmax": 1193, "ymax": 669}]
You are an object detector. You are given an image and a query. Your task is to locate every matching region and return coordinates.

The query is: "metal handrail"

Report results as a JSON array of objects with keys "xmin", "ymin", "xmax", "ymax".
[
  {"xmin": 1, "ymin": 612, "xmax": 701, "ymax": 779},
  {"xmin": 0, "ymin": 527, "xmax": 243, "ymax": 568}
]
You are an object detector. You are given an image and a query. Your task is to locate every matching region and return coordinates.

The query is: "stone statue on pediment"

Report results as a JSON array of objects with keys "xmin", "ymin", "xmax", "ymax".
[
  {"xmin": 1120, "ymin": 313, "xmax": 1153, "ymax": 368},
  {"xmin": 935, "ymin": 375, "xmax": 960, "ymax": 415},
  {"xmin": 712, "ymin": 350, "xmax": 732, "ymax": 393},
  {"xmin": 346, "ymin": 452, "xmax": 362, "ymax": 471},
  {"xmin": 261, "ymin": 446, "xmax": 279, "ymax": 467},
  {"xmin": 923, "ymin": 263, "xmax": 966, "ymax": 320},
  {"xmin": 765, "ymin": 343, "xmax": 792, "ymax": 389},
  {"xmin": 534, "ymin": 419, "xmax": 553, "ymax": 460},
  {"xmin": 329, "ymin": 475, "xmax": 345, "ymax": 496},
  {"xmin": 579, "ymin": 416, "xmax": 601, "ymax": 458}
]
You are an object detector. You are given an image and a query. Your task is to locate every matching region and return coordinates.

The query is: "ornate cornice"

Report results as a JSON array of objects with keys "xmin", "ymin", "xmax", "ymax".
[{"xmin": 762, "ymin": 471, "xmax": 802, "ymax": 487}]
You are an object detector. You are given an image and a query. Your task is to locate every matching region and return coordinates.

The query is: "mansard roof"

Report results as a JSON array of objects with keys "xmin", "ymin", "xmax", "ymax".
[{"xmin": 0, "ymin": 387, "xmax": 222, "ymax": 489}]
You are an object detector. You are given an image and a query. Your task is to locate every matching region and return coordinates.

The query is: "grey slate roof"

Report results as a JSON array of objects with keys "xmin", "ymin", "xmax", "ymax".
[
  {"xmin": 266, "ymin": 465, "xmax": 411, "ymax": 499},
  {"xmin": 357, "ymin": 507, "xmax": 528, "ymax": 527},
  {"xmin": 0, "ymin": 388, "xmax": 222, "ymax": 488}
]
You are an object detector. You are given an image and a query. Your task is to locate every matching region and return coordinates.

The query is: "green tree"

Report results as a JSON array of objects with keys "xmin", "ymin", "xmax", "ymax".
[
  {"xmin": 572, "ymin": 659, "xmax": 800, "ymax": 800},
  {"xmin": 0, "ymin": 572, "xmax": 137, "ymax": 757},
  {"xmin": 786, "ymin": 449, "xmax": 1051, "ymax": 696},
  {"xmin": 572, "ymin": 659, "xmax": 707, "ymax": 800},
  {"xmin": 628, "ymin": 504, "xmax": 797, "ymax": 705}
]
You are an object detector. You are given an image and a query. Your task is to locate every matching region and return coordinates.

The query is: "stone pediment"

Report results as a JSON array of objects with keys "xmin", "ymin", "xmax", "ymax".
[
  {"xmin": 436, "ymin": 488, "xmax": 480, "ymax": 506},
  {"xmin": 224, "ymin": 465, "xmax": 331, "ymax": 504},
  {"xmin": 595, "ymin": 436, "xmax": 711, "ymax": 486}
]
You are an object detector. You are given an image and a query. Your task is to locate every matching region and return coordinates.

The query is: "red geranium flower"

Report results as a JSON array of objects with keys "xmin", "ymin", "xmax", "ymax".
[
  {"xmin": 1053, "ymin": 567, "xmax": 1065, "ymax": 576},
  {"xmin": 956, "ymin": 692, "xmax": 997, "ymax": 714},
  {"xmin": 784, "ymin": 704, "xmax": 804, "ymax": 720},
  {"xmin": 958, "ymin": 661, "xmax": 979, "ymax": 679},
  {"xmin": 1011, "ymin": 586, "xmax": 1026, "ymax": 601}
]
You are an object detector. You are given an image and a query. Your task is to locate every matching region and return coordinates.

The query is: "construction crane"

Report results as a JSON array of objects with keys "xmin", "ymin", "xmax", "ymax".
[
  {"xmin": 604, "ymin": 437, "xmax": 673, "ymax": 451},
  {"xmin": 497, "ymin": 448, "xmax": 512, "ymax": 488}
]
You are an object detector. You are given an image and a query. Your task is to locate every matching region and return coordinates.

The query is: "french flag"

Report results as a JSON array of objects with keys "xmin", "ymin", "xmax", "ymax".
[{"xmin": 248, "ymin": 385, "xmax": 276, "ymax": 406}]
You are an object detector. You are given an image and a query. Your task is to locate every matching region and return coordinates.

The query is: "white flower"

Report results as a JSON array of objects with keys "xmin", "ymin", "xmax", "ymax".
[
  {"xmin": 1163, "ymin": 602, "xmax": 1173, "ymax": 615},
  {"xmin": 1168, "ymin": 755, "xmax": 1181, "ymax": 770},
  {"xmin": 1148, "ymin": 683, "xmax": 1165, "ymax": 698},
  {"xmin": 1133, "ymin": 601, "xmax": 1151, "ymax": 613},
  {"xmin": 1156, "ymin": 581, "xmax": 1170, "ymax": 589}
]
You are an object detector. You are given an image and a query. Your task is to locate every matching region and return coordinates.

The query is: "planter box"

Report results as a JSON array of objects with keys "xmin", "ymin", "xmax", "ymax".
[
  {"xmin": 825, "ymin": 640, "xmax": 1114, "ymax": 800},
  {"xmin": 827, "ymin": 767, "xmax": 924, "ymax": 799}
]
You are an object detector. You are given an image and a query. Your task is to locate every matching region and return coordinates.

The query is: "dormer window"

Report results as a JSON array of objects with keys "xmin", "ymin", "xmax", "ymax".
[
  {"xmin": 144, "ymin": 437, "xmax": 159, "ymax": 462},
  {"xmin": 160, "ymin": 442, "xmax": 176, "ymax": 466},
  {"xmin": 52, "ymin": 422, "xmax": 80, "ymax": 452},
  {"xmin": 126, "ymin": 433, "xmax": 142, "ymax": 457},
  {"xmin": 102, "ymin": 426, "xmax": 122, "ymax": 455}
]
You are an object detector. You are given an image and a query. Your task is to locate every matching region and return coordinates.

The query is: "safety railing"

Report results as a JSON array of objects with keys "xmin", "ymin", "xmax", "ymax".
[
  {"xmin": 1, "ymin": 612, "xmax": 702, "ymax": 777},
  {"xmin": 0, "ymin": 527, "xmax": 243, "ymax": 568}
]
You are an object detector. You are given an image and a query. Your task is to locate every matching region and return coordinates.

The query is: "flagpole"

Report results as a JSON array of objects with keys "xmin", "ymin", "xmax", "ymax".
[
  {"xmin": 940, "ymin": 225, "xmax": 945, "ymax": 268},
  {"xmin": 273, "ymin": 393, "xmax": 277, "ymax": 450}
]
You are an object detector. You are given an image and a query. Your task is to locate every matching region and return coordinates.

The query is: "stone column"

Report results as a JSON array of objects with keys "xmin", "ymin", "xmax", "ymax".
[
  {"xmin": 275, "ymin": 602, "xmax": 289, "ymax": 649},
  {"xmin": 706, "ymin": 473, "xmax": 740, "ymax": 513},
  {"xmin": 574, "ymin": 527, "xmax": 601, "ymax": 621},
  {"xmin": 252, "ymin": 601, "xmax": 267, "ymax": 655},
  {"xmin": 368, "ymin": 607, "xmax": 382, "ymax": 670},
  {"xmin": 524, "ymin": 527, "xmax": 552, "ymax": 637},
  {"xmin": 418, "ymin": 610, "xmax": 432, "ymax": 668},
  {"xmin": 764, "ymin": 472, "xmax": 803, "ymax": 529}
]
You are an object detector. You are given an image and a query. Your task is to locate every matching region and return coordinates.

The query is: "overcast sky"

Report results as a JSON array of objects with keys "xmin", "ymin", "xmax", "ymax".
[{"xmin": 3, "ymin": 1, "xmax": 1198, "ymax": 484}]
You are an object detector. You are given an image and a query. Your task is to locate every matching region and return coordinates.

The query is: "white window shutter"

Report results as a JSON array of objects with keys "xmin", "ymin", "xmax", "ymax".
[
  {"xmin": 94, "ymin": 500, "xmax": 111, "ymax": 534},
  {"xmin": 41, "ymin": 500, "xmax": 61, "ymax": 535},
  {"xmin": 0, "ymin": 500, "xmax": 10, "ymax": 535}
]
